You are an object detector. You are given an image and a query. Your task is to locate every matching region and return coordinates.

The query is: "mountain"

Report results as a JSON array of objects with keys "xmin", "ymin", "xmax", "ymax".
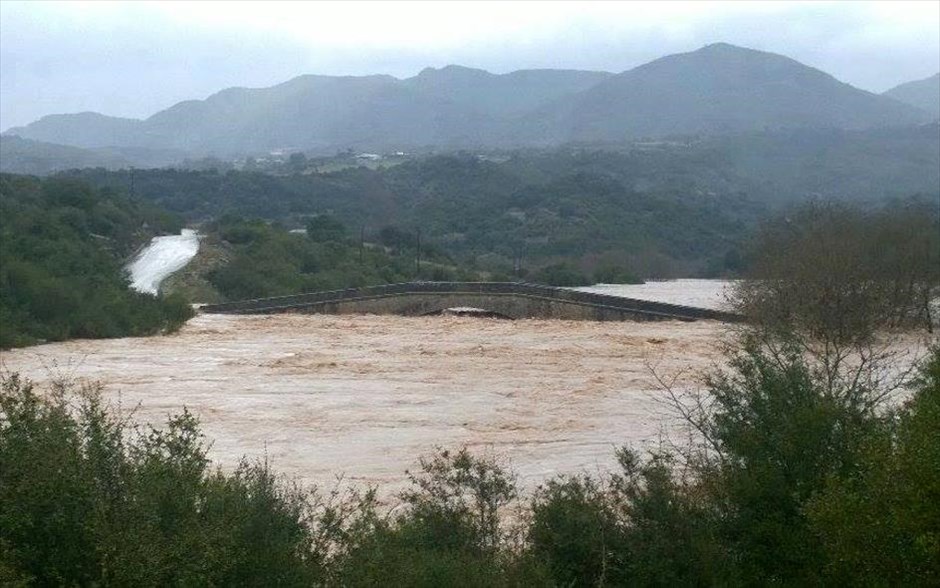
[
  {"xmin": 0, "ymin": 135, "xmax": 189, "ymax": 175},
  {"xmin": 5, "ymin": 68, "xmax": 609, "ymax": 155},
  {"xmin": 5, "ymin": 112, "xmax": 143, "ymax": 149},
  {"xmin": 883, "ymin": 73, "xmax": 940, "ymax": 119},
  {"xmin": 4, "ymin": 44, "xmax": 931, "ymax": 155},
  {"xmin": 403, "ymin": 65, "xmax": 610, "ymax": 117},
  {"xmin": 0, "ymin": 136, "xmax": 132, "ymax": 174},
  {"xmin": 517, "ymin": 43, "xmax": 929, "ymax": 143}
]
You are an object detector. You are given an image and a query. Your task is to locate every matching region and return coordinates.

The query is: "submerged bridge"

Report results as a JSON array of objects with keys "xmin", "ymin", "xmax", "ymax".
[{"xmin": 200, "ymin": 282, "xmax": 740, "ymax": 323}]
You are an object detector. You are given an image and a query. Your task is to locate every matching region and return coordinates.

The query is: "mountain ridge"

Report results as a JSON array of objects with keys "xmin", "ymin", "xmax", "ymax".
[
  {"xmin": 5, "ymin": 43, "xmax": 931, "ymax": 155},
  {"xmin": 883, "ymin": 73, "xmax": 940, "ymax": 119}
]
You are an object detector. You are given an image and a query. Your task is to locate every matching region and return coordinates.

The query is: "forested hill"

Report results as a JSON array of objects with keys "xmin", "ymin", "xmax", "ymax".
[
  {"xmin": 0, "ymin": 174, "xmax": 192, "ymax": 348},
  {"xmin": 883, "ymin": 73, "xmax": 940, "ymax": 119},
  {"xmin": 0, "ymin": 135, "xmax": 190, "ymax": 176},
  {"xmin": 516, "ymin": 43, "xmax": 927, "ymax": 144},
  {"xmin": 56, "ymin": 123, "xmax": 939, "ymax": 275},
  {"xmin": 6, "ymin": 44, "xmax": 929, "ymax": 156},
  {"xmin": 59, "ymin": 151, "xmax": 765, "ymax": 279}
]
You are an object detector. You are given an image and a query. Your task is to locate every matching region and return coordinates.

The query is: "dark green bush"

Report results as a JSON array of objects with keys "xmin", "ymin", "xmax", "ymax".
[
  {"xmin": 532, "ymin": 262, "xmax": 591, "ymax": 287},
  {"xmin": 0, "ymin": 375, "xmax": 323, "ymax": 586}
]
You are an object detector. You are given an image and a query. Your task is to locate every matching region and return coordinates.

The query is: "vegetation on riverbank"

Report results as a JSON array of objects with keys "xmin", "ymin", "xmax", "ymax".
[
  {"xmin": 203, "ymin": 215, "xmax": 486, "ymax": 301},
  {"xmin": 59, "ymin": 149, "xmax": 769, "ymax": 279},
  {"xmin": 2, "ymin": 339, "xmax": 936, "ymax": 585},
  {"xmin": 0, "ymin": 174, "xmax": 193, "ymax": 348}
]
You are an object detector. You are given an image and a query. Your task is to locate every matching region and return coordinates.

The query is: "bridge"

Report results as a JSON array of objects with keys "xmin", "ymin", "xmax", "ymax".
[{"xmin": 200, "ymin": 282, "xmax": 740, "ymax": 323}]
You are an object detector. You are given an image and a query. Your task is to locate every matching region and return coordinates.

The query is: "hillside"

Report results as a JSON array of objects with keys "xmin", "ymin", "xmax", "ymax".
[
  {"xmin": 519, "ymin": 43, "xmax": 928, "ymax": 143},
  {"xmin": 0, "ymin": 174, "xmax": 192, "ymax": 347},
  {"xmin": 51, "ymin": 151, "xmax": 765, "ymax": 279},
  {"xmin": 884, "ymin": 73, "xmax": 940, "ymax": 119},
  {"xmin": 0, "ymin": 135, "xmax": 191, "ymax": 174},
  {"xmin": 6, "ymin": 69, "xmax": 610, "ymax": 155},
  {"xmin": 5, "ymin": 44, "xmax": 930, "ymax": 155},
  {"xmin": 0, "ymin": 136, "xmax": 132, "ymax": 174},
  {"xmin": 6, "ymin": 112, "xmax": 143, "ymax": 149}
]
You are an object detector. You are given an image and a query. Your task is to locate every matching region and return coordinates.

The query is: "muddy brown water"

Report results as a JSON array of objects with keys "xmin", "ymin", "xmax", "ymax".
[{"xmin": 0, "ymin": 313, "xmax": 752, "ymax": 496}]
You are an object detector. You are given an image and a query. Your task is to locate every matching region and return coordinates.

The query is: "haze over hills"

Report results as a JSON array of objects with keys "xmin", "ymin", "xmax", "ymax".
[
  {"xmin": 3, "ymin": 43, "xmax": 933, "ymax": 157},
  {"xmin": 0, "ymin": 135, "xmax": 188, "ymax": 175},
  {"xmin": 519, "ymin": 43, "xmax": 929, "ymax": 143},
  {"xmin": 883, "ymin": 73, "xmax": 940, "ymax": 119}
]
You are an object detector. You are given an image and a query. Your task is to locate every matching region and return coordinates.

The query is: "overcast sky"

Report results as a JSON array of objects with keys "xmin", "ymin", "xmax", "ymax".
[{"xmin": 2, "ymin": 0, "xmax": 938, "ymax": 131}]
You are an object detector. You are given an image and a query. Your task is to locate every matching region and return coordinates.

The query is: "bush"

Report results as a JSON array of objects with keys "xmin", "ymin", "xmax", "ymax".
[
  {"xmin": 529, "ymin": 475, "xmax": 627, "ymax": 586},
  {"xmin": 807, "ymin": 346, "xmax": 940, "ymax": 585},
  {"xmin": 333, "ymin": 448, "xmax": 543, "ymax": 586},
  {"xmin": 532, "ymin": 262, "xmax": 591, "ymax": 287},
  {"xmin": 0, "ymin": 375, "xmax": 322, "ymax": 585}
]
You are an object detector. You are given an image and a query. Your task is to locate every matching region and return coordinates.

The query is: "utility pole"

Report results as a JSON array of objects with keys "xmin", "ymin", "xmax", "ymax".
[
  {"xmin": 415, "ymin": 228, "xmax": 422, "ymax": 277},
  {"xmin": 359, "ymin": 225, "xmax": 365, "ymax": 264}
]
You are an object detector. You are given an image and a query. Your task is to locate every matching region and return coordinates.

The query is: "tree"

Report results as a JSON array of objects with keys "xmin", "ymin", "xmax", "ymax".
[
  {"xmin": 287, "ymin": 152, "xmax": 307, "ymax": 173},
  {"xmin": 731, "ymin": 199, "xmax": 939, "ymax": 344},
  {"xmin": 0, "ymin": 374, "xmax": 325, "ymax": 585},
  {"xmin": 729, "ymin": 199, "xmax": 938, "ymax": 398},
  {"xmin": 305, "ymin": 215, "xmax": 347, "ymax": 243},
  {"xmin": 807, "ymin": 346, "xmax": 940, "ymax": 585}
]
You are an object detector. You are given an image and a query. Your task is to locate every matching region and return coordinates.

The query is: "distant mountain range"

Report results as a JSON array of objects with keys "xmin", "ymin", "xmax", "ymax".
[
  {"xmin": 4, "ymin": 43, "xmax": 937, "ymax": 159},
  {"xmin": 884, "ymin": 73, "xmax": 940, "ymax": 119},
  {"xmin": 0, "ymin": 135, "xmax": 189, "ymax": 175}
]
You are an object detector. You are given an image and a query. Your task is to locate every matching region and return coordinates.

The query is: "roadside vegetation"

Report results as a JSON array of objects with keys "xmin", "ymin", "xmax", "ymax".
[{"xmin": 0, "ymin": 174, "xmax": 193, "ymax": 348}]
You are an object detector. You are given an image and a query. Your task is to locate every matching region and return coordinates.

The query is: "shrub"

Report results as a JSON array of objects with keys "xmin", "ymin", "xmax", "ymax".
[{"xmin": 0, "ymin": 375, "xmax": 323, "ymax": 586}]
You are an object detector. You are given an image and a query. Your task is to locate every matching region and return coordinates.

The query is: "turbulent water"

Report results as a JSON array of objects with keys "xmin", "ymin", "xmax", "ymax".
[
  {"xmin": 5, "ymin": 277, "xmax": 925, "ymax": 496},
  {"xmin": 574, "ymin": 279, "xmax": 733, "ymax": 310},
  {"xmin": 0, "ymin": 313, "xmax": 728, "ymax": 496},
  {"xmin": 127, "ymin": 229, "xmax": 199, "ymax": 294}
]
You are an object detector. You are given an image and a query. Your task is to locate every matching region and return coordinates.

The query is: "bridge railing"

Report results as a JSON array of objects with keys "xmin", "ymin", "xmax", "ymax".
[{"xmin": 201, "ymin": 281, "xmax": 741, "ymax": 322}]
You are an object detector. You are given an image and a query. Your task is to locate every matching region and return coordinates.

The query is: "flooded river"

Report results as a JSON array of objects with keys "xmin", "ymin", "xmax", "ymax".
[
  {"xmin": 0, "ymin": 313, "xmax": 728, "ymax": 496},
  {"xmin": 574, "ymin": 279, "xmax": 733, "ymax": 310}
]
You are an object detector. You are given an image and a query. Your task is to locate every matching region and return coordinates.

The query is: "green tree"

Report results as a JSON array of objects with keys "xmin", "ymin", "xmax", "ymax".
[{"xmin": 808, "ymin": 346, "xmax": 940, "ymax": 585}]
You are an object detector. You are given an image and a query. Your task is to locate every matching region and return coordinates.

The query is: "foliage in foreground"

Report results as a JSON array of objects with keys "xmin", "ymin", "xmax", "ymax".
[
  {"xmin": 0, "ymin": 174, "xmax": 193, "ymax": 348},
  {"xmin": 1, "ymin": 344, "xmax": 937, "ymax": 586}
]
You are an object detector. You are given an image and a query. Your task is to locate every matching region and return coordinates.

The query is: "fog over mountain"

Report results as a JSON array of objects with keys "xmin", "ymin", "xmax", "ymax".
[
  {"xmin": 3, "ymin": 1, "xmax": 938, "ymax": 132},
  {"xmin": 4, "ymin": 44, "xmax": 932, "ymax": 158},
  {"xmin": 518, "ymin": 43, "xmax": 928, "ymax": 144},
  {"xmin": 0, "ymin": 135, "xmax": 188, "ymax": 175},
  {"xmin": 883, "ymin": 73, "xmax": 940, "ymax": 119}
]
